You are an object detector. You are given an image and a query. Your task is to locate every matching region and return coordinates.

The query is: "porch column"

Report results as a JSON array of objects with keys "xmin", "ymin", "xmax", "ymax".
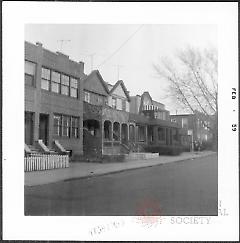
[
  {"xmin": 170, "ymin": 128, "xmax": 173, "ymax": 145},
  {"xmin": 145, "ymin": 125, "xmax": 148, "ymax": 144},
  {"xmin": 164, "ymin": 127, "xmax": 167, "ymax": 145},
  {"xmin": 153, "ymin": 126, "xmax": 158, "ymax": 144},
  {"xmin": 111, "ymin": 121, "xmax": 113, "ymax": 148},
  {"xmin": 119, "ymin": 123, "xmax": 122, "ymax": 142},
  {"xmin": 135, "ymin": 125, "xmax": 138, "ymax": 143},
  {"xmin": 101, "ymin": 119, "xmax": 104, "ymax": 154}
]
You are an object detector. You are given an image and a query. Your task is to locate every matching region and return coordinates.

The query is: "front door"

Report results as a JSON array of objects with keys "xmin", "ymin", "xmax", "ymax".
[
  {"xmin": 25, "ymin": 112, "xmax": 34, "ymax": 145},
  {"xmin": 39, "ymin": 113, "xmax": 49, "ymax": 145}
]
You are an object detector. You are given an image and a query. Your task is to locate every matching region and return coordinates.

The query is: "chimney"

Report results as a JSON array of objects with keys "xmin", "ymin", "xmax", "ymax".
[{"xmin": 36, "ymin": 42, "xmax": 43, "ymax": 47}]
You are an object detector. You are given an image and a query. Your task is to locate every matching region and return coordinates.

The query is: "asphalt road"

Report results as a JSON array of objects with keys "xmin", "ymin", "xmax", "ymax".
[{"xmin": 25, "ymin": 154, "xmax": 217, "ymax": 216}]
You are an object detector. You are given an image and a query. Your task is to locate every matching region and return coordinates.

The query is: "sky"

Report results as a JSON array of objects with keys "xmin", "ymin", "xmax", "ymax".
[{"xmin": 25, "ymin": 24, "xmax": 217, "ymax": 114}]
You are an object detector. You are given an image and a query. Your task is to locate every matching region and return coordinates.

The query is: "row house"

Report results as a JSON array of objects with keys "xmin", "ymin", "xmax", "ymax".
[
  {"xmin": 25, "ymin": 41, "xmax": 183, "ymax": 162},
  {"xmin": 82, "ymin": 70, "xmax": 131, "ymax": 158},
  {"xmin": 25, "ymin": 41, "xmax": 85, "ymax": 158},
  {"xmin": 82, "ymin": 72, "xmax": 182, "ymax": 159},
  {"xmin": 129, "ymin": 92, "xmax": 181, "ymax": 151}
]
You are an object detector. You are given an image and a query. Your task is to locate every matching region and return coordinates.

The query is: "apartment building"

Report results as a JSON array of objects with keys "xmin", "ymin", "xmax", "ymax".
[{"xmin": 25, "ymin": 41, "xmax": 85, "ymax": 157}]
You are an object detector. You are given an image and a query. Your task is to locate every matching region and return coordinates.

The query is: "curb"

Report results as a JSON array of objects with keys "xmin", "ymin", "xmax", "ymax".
[
  {"xmin": 62, "ymin": 152, "xmax": 216, "ymax": 182},
  {"xmin": 25, "ymin": 152, "xmax": 216, "ymax": 187}
]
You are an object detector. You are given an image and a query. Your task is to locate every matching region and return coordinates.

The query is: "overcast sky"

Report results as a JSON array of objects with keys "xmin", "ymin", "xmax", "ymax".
[{"xmin": 25, "ymin": 24, "xmax": 217, "ymax": 114}]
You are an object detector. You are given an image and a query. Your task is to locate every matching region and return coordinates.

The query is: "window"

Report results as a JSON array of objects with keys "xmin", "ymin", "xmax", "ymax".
[
  {"xmin": 62, "ymin": 115, "xmax": 71, "ymax": 137},
  {"xmin": 53, "ymin": 114, "xmax": 62, "ymax": 136},
  {"xmin": 96, "ymin": 95, "xmax": 103, "ymax": 105},
  {"xmin": 41, "ymin": 67, "xmax": 79, "ymax": 98},
  {"xmin": 41, "ymin": 67, "xmax": 51, "ymax": 90},
  {"xmin": 53, "ymin": 114, "xmax": 80, "ymax": 138},
  {"xmin": 122, "ymin": 100, "xmax": 126, "ymax": 111},
  {"xmin": 84, "ymin": 91, "xmax": 90, "ymax": 103},
  {"xmin": 71, "ymin": 117, "xmax": 79, "ymax": 138},
  {"xmin": 158, "ymin": 127, "xmax": 165, "ymax": 141},
  {"xmin": 61, "ymin": 74, "xmax": 70, "ymax": 96},
  {"xmin": 112, "ymin": 97, "xmax": 117, "ymax": 109},
  {"xmin": 51, "ymin": 71, "xmax": 61, "ymax": 93},
  {"xmin": 182, "ymin": 118, "xmax": 188, "ymax": 128},
  {"xmin": 25, "ymin": 61, "xmax": 36, "ymax": 86},
  {"xmin": 70, "ymin": 78, "xmax": 78, "ymax": 98}
]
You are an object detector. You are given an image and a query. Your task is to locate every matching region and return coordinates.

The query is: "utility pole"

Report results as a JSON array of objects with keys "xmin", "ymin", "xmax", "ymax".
[{"xmin": 57, "ymin": 39, "xmax": 71, "ymax": 52}]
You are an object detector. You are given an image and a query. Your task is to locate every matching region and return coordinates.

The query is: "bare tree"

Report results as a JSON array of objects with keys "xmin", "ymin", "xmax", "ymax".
[{"xmin": 153, "ymin": 46, "xmax": 218, "ymax": 150}]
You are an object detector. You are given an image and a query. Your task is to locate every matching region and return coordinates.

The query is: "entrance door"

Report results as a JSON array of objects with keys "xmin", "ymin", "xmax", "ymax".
[
  {"xmin": 39, "ymin": 113, "xmax": 49, "ymax": 145},
  {"xmin": 25, "ymin": 112, "xmax": 34, "ymax": 145}
]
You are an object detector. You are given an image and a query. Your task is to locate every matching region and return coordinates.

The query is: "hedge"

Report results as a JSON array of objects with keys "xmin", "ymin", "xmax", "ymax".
[{"xmin": 144, "ymin": 145, "xmax": 184, "ymax": 156}]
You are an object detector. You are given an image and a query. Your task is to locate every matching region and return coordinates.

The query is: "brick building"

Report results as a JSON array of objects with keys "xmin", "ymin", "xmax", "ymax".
[
  {"xmin": 170, "ymin": 112, "xmax": 213, "ymax": 149},
  {"xmin": 25, "ymin": 41, "xmax": 85, "ymax": 157}
]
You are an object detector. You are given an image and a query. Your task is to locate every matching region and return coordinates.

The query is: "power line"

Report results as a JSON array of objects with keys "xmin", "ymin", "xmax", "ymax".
[{"xmin": 97, "ymin": 25, "xmax": 144, "ymax": 68}]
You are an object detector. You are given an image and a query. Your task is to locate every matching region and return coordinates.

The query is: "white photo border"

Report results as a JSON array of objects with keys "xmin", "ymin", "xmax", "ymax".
[{"xmin": 2, "ymin": 2, "xmax": 239, "ymax": 241}]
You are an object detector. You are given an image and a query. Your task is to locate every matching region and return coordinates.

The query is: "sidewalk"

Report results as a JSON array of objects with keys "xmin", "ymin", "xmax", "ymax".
[{"xmin": 25, "ymin": 151, "xmax": 216, "ymax": 186}]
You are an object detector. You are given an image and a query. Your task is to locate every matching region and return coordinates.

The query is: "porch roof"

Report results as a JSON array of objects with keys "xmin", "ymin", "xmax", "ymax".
[{"xmin": 129, "ymin": 113, "xmax": 180, "ymax": 128}]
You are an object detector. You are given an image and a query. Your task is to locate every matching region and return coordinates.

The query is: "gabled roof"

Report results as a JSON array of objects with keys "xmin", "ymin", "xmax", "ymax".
[
  {"xmin": 139, "ymin": 91, "xmax": 153, "ymax": 112},
  {"xmin": 83, "ymin": 70, "xmax": 109, "ymax": 95},
  {"xmin": 108, "ymin": 80, "xmax": 131, "ymax": 102}
]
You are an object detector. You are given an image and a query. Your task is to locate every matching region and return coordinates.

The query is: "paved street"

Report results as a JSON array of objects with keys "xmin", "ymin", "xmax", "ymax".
[{"xmin": 25, "ymin": 154, "xmax": 217, "ymax": 216}]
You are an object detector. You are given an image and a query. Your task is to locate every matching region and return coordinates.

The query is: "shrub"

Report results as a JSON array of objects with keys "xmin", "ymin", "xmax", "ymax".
[
  {"xmin": 200, "ymin": 140, "xmax": 213, "ymax": 151},
  {"xmin": 144, "ymin": 145, "xmax": 184, "ymax": 156}
]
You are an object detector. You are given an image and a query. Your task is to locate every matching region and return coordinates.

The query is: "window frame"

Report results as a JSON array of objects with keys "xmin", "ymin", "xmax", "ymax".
[
  {"xmin": 41, "ymin": 67, "xmax": 51, "ymax": 91},
  {"xmin": 61, "ymin": 74, "xmax": 70, "ymax": 96},
  {"xmin": 70, "ymin": 77, "xmax": 78, "ymax": 98},
  {"xmin": 51, "ymin": 70, "xmax": 61, "ymax": 94},
  {"xmin": 112, "ymin": 97, "xmax": 117, "ymax": 109},
  {"xmin": 84, "ymin": 91, "xmax": 91, "ymax": 103},
  {"xmin": 62, "ymin": 115, "xmax": 71, "ymax": 137},
  {"xmin": 71, "ymin": 116, "xmax": 79, "ymax": 138},
  {"xmin": 53, "ymin": 114, "xmax": 62, "ymax": 136},
  {"xmin": 25, "ymin": 60, "xmax": 36, "ymax": 87}
]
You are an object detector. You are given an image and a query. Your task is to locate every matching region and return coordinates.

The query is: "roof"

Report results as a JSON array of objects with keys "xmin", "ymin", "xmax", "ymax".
[
  {"xmin": 129, "ymin": 113, "xmax": 180, "ymax": 128},
  {"xmin": 108, "ymin": 80, "xmax": 131, "ymax": 102},
  {"xmin": 83, "ymin": 70, "xmax": 109, "ymax": 94}
]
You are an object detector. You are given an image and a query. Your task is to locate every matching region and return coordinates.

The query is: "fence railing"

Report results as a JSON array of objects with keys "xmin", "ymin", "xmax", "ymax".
[{"xmin": 24, "ymin": 154, "xmax": 69, "ymax": 172}]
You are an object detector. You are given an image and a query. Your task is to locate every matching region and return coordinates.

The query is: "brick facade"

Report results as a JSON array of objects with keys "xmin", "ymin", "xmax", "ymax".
[{"xmin": 25, "ymin": 41, "xmax": 85, "ymax": 157}]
